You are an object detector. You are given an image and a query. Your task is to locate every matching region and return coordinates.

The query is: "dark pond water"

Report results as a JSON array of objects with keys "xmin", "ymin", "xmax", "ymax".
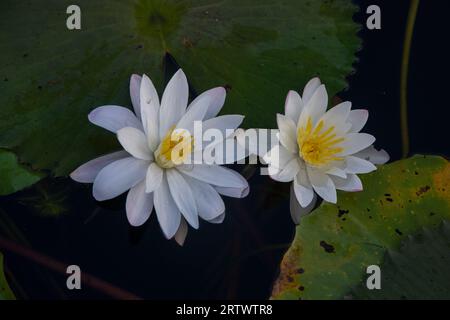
[{"xmin": 0, "ymin": 0, "xmax": 448, "ymax": 299}]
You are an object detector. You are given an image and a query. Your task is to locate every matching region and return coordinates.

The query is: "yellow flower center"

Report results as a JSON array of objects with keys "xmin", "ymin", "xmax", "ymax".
[
  {"xmin": 154, "ymin": 127, "xmax": 194, "ymax": 169},
  {"xmin": 297, "ymin": 117, "xmax": 344, "ymax": 167}
]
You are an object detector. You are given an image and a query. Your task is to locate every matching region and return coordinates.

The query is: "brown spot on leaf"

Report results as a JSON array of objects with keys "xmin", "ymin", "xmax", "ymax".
[
  {"xmin": 416, "ymin": 185, "xmax": 430, "ymax": 197},
  {"xmin": 320, "ymin": 240, "xmax": 335, "ymax": 253}
]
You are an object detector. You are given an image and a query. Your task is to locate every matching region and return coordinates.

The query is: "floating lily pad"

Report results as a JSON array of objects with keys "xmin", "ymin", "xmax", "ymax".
[
  {"xmin": 271, "ymin": 155, "xmax": 450, "ymax": 300},
  {"xmin": 350, "ymin": 222, "xmax": 450, "ymax": 299},
  {"xmin": 0, "ymin": 253, "xmax": 15, "ymax": 300},
  {"xmin": 0, "ymin": 150, "xmax": 43, "ymax": 196},
  {"xmin": 0, "ymin": 0, "xmax": 360, "ymax": 176}
]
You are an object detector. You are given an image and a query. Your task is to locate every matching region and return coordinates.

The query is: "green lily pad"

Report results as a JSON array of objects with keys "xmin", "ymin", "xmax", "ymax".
[
  {"xmin": 0, "ymin": 253, "xmax": 15, "ymax": 300},
  {"xmin": 271, "ymin": 155, "xmax": 450, "ymax": 300},
  {"xmin": 350, "ymin": 222, "xmax": 450, "ymax": 299},
  {"xmin": 0, "ymin": 0, "xmax": 360, "ymax": 176},
  {"xmin": 0, "ymin": 150, "xmax": 43, "ymax": 196}
]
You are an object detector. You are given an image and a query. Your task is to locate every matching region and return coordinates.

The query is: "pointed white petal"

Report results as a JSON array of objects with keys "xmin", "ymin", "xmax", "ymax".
[
  {"xmin": 186, "ymin": 87, "xmax": 226, "ymax": 120},
  {"xmin": 214, "ymin": 169, "xmax": 249, "ymax": 198},
  {"xmin": 348, "ymin": 109, "xmax": 369, "ymax": 133},
  {"xmin": 174, "ymin": 218, "xmax": 188, "ymax": 246},
  {"xmin": 326, "ymin": 167, "xmax": 347, "ymax": 178},
  {"xmin": 154, "ymin": 174, "xmax": 181, "ymax": 239},
  {"xmin": 307, "ymin": 167, "xmax": 337, "ymax": 203},
  {"xmin": 320, "ymin": 101, "xmax": 352, "ymax": 125},
  {"xmin": 117, "ymin": 127, "xmax": 152, "ymax": 161},
  {"xmin": 293, "ymin": 168, "xmax": 315, "ymax": 207},
  {"xmin": 140, "ymin": 74, "xmax": 160, "ymax": 151},
  {"xmin": 126, "ymin": 180, "xmax": 153, "ymax": 227},
  {"xmin": 178, "ymin": 164, "xmax": 247, "ymax": 189},
  {"xmin": 88, "ymin": 106, "xmax": 143, "ymax": 133},
  {"xmin": 166, "ymin": 169, "xmax": 199, "ymax": 229},
  {"xmin": 269, "ymin": 157, "xmax": 300, "ymax": 182},
  {"xmin": 338, "ymin": 133, "xmax": 376, "ymax": 156},
  {"xmin": 130, "ymin": 74, "xmax": 142, "ymax": 119},
  {"xmin": 176, "ymin": 92, "xmax": 210, "ymax": 133},
  {"xmin": 159, "ymin": 69, "xmax": 189, "ymax": 139},
  {"xmin": 202, "ymin": 115, "xmax": 244, "ymax": 148},
  {"xmin": 93, "ymin": 157, "xmax": 148, "ymax": 201},
  {"xmin": 70, "ymin": 151, "xmax": 128, "ymax": 183},
  {"xmin": 209, "ymin": 212, "xmax": 225, "ymax": 224},
  {"xmin": 145, "ymin": 162, "xmax": 163, "ymax": 193},
  {"xmin": 290, "ymin": 185, "xmax": 317, "ymax": 224},
  {"xmin": 298, "ymin": 84, "xmax": 328, "ymax": 128},
  {"xmin": 284, "ymin": 90, "xmax": 303, "ymax": 124},
  {"xmin": 302, "ymin": 77, "xmax": 321, "ymax": 105},
  {"xmin": 354, "ymin": 146, "xmax": 389, "ymax": 165},
  {"xmin": 277, "ymin": 114, "xmax": 298, "ymax": 153},
  {"xmin": 331, "ymin": 174, "xmax": 363, "ymax": 192},
  {"xmin": 183, "ymin": 174, "xmax": 225, "ymax": 221},
  {"xmin": 345, "ymin": 156, "xmax": 377, "ymax": 174},
  {"xmin": 263, "ymin": 144, "xmax": 295, "ymax": 168}
]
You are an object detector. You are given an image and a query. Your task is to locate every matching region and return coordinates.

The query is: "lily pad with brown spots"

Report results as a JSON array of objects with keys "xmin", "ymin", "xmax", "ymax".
[{"xmin": 271, "ymin": 155, "xmax": 450, "ymax": 300}]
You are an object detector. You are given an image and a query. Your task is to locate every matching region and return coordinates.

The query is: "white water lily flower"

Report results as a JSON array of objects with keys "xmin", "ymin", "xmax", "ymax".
[
  {"xmin": 71, "ymin": 69, "xmax": 249, "ymax": 245},
  {"xmin": 264, "ymin": 78, "xmax": 389, "ymax": 224}
]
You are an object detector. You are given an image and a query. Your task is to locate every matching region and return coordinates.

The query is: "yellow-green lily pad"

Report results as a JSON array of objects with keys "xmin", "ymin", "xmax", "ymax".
[{"xmin": 271, "ymin": 155, "xmax": 450, "ymax": 299}]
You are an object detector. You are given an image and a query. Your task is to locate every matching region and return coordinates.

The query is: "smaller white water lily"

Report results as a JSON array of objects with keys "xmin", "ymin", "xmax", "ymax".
[
  {"xmin": 264, "ymin": 78, "xmax": 389, "ymax": 224},
  {"xmin": 71, "ymin": 69, "xmax": 249, "ymax": 245}
]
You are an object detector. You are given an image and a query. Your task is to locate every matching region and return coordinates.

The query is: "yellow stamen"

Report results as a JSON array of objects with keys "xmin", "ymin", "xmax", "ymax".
[
  {"xmin": 297, "ymin": 117, "xmax": 344, "ymax": 167},
  {"xmin": 154, "ymin": 127, "xmax": 194, "ymax": 168}
]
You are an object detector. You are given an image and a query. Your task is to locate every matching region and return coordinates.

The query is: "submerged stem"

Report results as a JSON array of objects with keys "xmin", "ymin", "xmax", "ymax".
[{"xmin": 400, "ymin": 0, "xmax": 420, "ymax": 158}]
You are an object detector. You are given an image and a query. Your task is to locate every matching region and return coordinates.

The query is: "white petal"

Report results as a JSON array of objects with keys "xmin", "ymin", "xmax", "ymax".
[
  {"xmin": 117, "ymin": 127, "xmax": 152, "ymax": 161},
  {"xmin": 202, "ymin": 115, "xmax": 244, "ymax": 148},
  {"xmin": 293, "ymin": 168, "xmax": 315, "ymax": 207},
  {"xmin": 126, "ymin": 180, "xmax": 153, "ymax": 227},
  {"xmin": 183, "ymin": 174, "xmax": 225, "ymax": 221},
  {"xmin": 277, "ymin": 114, "xmax": 298, "ymax": 153},
  {"xmin": 130, "ymin": 74, "xmax": 142, "ymax": 119},
  {"xmin": 176, "ymin": 92, "xmax": 210, "ymax": 133},
  {"xmin": 307, "ymin": 167, "xmax": 337, "ymax": 203},
  {"xmin": 209, "ymin": 213, "xmax": 225, "ymax": 224},
  {"xmin": 166, "ymin": 169, "xmax": 199, "ymax": 229},
  {"xmin": 145, "ymin": 162, "xmax": 163, "ymax": 193},
  {"xmin": 298, "ymin": 84, "xmax": 328, "ymax": 128},
  {"xmin": 269, "ymin": 157, "xmax": 300, "ymax": 182},
  {"xmin": 354, "ymin": 146, "xmax": 389, "ymax": 165},
  {"xmin": 338, "ymin": 133, "xmax": 376, "ymax": 156},
  {"xmin": 88, "ymin": 106, "xmax": 143, "ymax": 133},
  {"xmin": 140, "ymin": 74, "xmax": 160, "ymax": 151},
  {"xmin": 204, "ymin": 134, "xmax": 249, "ymax": 165},
  {"xmin": 178, "ymin": 164, "xmax": 247, "ymax": 189},
  {"xmin": 154, "ymin": 174, "xmax": 181, "ymax": 239},
  {"xmin": 70, "ymin": 151, "xmax": 128, "ymax": 183},
  {"xmin": 331, "ymin": 174, "xmax": 363, "ymax": 192},
  {"xmin": 320, "ymin": 101, "xmax": 352, "ymax": 125},
  {"xmin": 345, "ymin": 156, "xmax": 377, "ymax": 174},
  {"xmin": 174, "ymin": 218, "xmax": 188, "ymax": 246},
  {"xmin": 326, "ymin": 167, "xmax": 347, "ymax": 178},
  {"xmin": 214, "ymin": 169, "xmax": 249, "ymax": 198},
  {"xmin": 284, "ymin": 90, "xmax": 303, "ymax": 124},
  {"xmin": 348, "ymin": 109, "xmax": 369, "ymax": 133},
  {"xmin": 302, "ymin": 77, "xmax": 321, "ymax": 105},
  {"xmin": 263, "ymin": 144, "xmax": 294, "ymax": 168},
  {"xmin": 186, "ymin": 87, "xmax": 226, "ymax": 120},
  {"xmin": 290, "ymin": 185, "xmax": 317, "ymax": 225},
  {"xmin": 159, "ymin": 69, "xmax": 189, "ymax": 140},
  {"xmin": 93, "ymin": 157, "xmax": 148, "ymax": 201}
]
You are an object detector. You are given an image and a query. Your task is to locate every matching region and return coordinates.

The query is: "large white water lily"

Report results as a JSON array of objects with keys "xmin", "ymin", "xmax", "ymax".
[
  {"xmin": 264, "ymin": 78, "xmax": 389, "ymax": 224},
  {"xmin": 71, "ymin": 69, "xmax": 249, "ymax": 245}
]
